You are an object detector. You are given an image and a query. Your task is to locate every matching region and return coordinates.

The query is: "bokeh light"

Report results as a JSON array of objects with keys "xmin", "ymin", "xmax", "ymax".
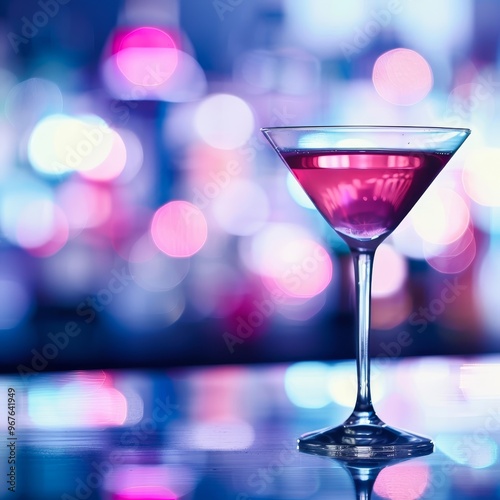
[
  {"xmin": 463, "ymin": 148, "xmax": 500, "ymax": 206},
  {"xmin": 189, "ymin": 418, "xmax": 255, "ymax": 450},
  {"xmin": 246, "ymin": 224, "xmax": 334, "ymax": 298},
  {"xmin": 424, "ymin": 227, "xmax": 476, "ymax": 274},
  {"xmin": 276, "ymin": 292, "xmax": 328, "ymax": 322},
  {"xmin": 104, "ymin": 47, "xmax": 206, "ymax": 103},
  {"xmin": 236, "ymin": 48, "xmax": 320, "ymax": 95},
  {"xmin": 390, "ymin": 217, "xmax": 426, "ymax": 260},
  {"xmin": 129, "ymin": 233, "xmax": 190, "ymax": 291},
  {"xmin": 113, "ymin": 487, "xmax": 177, "ymax": 500},
  {"xmin": 372, "ymin": 292, "xmax": 413, "ymax": 330},
  {"xmin": 411, "ymin": 187, "xmax": 469, "ymax": 245},
  {"xmin": 28, "ymin": 374, "xmax": 128, "ymax": 428},
  {"xmin": 5, "ymin": 77, "xmax": 63, "ymax": 126},
  {"xmin": 328, "ymin": 361, "xmax": 384, "ymax": 407},
  {"xmin": 284, "ymin": 0, "xmax": 365, "ymax": 57},
  {"xmin": 109, "ymin": 465, "xmax": 196, "ymax": 499},
  {"xmin": 16, "ymin": 199, "xmax": 69, "ymax": 257},
  {"xmin": 0, "ymin": 119, "xmax": 16, "ymax": 180},
  {"xmin": 372, "ymin": 49, "xmax": 433, "ymax": 105},
  {"xmin": 194, "ymin": 94, "xmax": 254, "ymax": 150},
  {"xmin": 476, "ymin": 246, "xmax": 500, "ymax": 335},
  {"xmin": 285, "ymin": 362, "xmax": 332, "ymax": 408},
  {"xmin": 0, "ymin": 172, "xmax": 53, "ymax": 244},
  {"xmin": 273, "ymin": 238, "xmax": 332, "ymax": 298},
  {"xmin": 374, "ymin": 462, "xmax": 430, "ymax": 499},
  {"xmin": 436, "ymin": 433, "xmax": 498, "ymax": 469},
  {"xmin": 78, "ymin": 129, "xmax": 127, "ymax": 181},
  {"xmin": 459, "ymin": 363, "xmax": 500, "ymax": 399},
  {"xmin": 212, "ymin": 179, "xmax": 269, "ymax": 236},
  {"xmin": 151, "ymin": 201, "xmax": 208, "ymax": 258},
  {"xmin": 28, "ymin": 114, "xmax": 71, "ymax": 175},
  {"xmin": 28, "ymin": 114, "xmax": 115, "ymax": 175},
  {"xmin": 115, "ymin": 27, "xmax": 178, "ymax": 86},
  {"xmin": 410, "ymin": 358, "xmax": 453, "ymax": 404},
  {"xmin": 372, "ymin": 244, "xmax": 408, "ymax": 298},
  {"xmin": 56, "ymin": 180, "xmax": 112, "ymax": 232},
  {"xmin": 0, "ymin": 0, "xmax": 496, "ymax": 401},
  {"xmin": 250, "ymin": 224, "xmax": 333, "ymax": 298},
  {"xmin": 115, "ymin": 129, "xmax": 144, "ymax": 183},
  {"xmin": 395, "ymin": 0, "xmax": 473, "ymax": 56}
]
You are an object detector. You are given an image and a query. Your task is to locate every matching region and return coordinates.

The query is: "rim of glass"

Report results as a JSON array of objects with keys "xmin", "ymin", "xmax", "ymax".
[{"xmin": 261, "ymin": 125, "xmax": 471, "ymax": 134}]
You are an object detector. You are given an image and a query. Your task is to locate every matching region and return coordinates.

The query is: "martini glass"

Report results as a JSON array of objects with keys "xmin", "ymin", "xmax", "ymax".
[{"xmin": 261, "ymin": 126, "xmax": 470, "ymax": 458}]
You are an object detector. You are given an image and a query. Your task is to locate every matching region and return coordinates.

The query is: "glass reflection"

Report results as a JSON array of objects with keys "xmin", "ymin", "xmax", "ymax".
[{"xmin": 300, "ymin": 454, "xmax": 431, "ymax": 500}]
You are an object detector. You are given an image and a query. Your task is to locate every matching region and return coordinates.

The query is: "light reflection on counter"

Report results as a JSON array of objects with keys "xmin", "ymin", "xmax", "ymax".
[{"xmin": 9, "ymin": 356, "xmax": 500, "ymax": 499}]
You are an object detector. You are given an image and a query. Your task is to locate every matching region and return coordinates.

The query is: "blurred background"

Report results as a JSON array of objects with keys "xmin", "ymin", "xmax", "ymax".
[{"xmin": 0, "ymin": 0, "xmax": 499, "ymax": 372}]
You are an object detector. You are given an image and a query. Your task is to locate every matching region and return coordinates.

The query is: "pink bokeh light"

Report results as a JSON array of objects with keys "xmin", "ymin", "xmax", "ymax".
[
  {"xmin": 424, "ymin": 226, "xmax": 476, "ymax": 274},
  {"xmin": 372, "ymin": 292, "xmax": 412, "ymax": 330},
  {"xmin": 372, "ymin": 48, "xmax": 433, "ymax": 106},
  {"xmin": 374, "ymin": 462, "xmax": 429, "ymax": 500},
  {"xmin": 56, "ymin": 180, "xmax": 112, "ymax": 232},
  {"xmin": 78, "ymin": 130, "xmax": 127, "ymax": 182},
  {"xmin": 113, "ymin": 487, "xmax": 177, "ymax": 500},
  {"xmin": 16, "ymin": 200, "xmax": 69, "ymax": 257},
  {"xmin": 151, "ymin": 201, "xmax": 207, "ymax": 258},
  {"xmin": 271, "ymin": 239, "xmax": 333, "ymax": 298},
  {"xmin": 372, "ymin": 244, "xmax": 408, "ymax": 298},
  {"xmin": 411, "ymin": 187, "xmax": 470, "ymax": 245},
  {"xmin": 28, "ymin": 371, "xmax": 128, "ymax": 428},
  {"xmin": 109, "ymin": 465, "xmax": 196, "ymax": 499},
  {"xmin": 114, "ymin": 27, "xmax": 178, "ymax": 87}
]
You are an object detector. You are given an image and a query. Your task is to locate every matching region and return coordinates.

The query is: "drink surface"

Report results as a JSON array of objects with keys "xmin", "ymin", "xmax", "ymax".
[{"xmin": 282, "ymin": 149, "xmax": 452, "ymax": 242}]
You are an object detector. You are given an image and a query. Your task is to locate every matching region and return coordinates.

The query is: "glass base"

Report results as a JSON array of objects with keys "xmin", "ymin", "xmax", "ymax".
[{"xmin": 298, "ymin": 417, "xmax": 433, "ymax": 459}]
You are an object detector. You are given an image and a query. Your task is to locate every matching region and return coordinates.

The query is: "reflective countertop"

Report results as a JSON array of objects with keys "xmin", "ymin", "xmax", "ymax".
[{"xmin": 2, "ymin": 355, "xmax": 500, "ymax": 499}]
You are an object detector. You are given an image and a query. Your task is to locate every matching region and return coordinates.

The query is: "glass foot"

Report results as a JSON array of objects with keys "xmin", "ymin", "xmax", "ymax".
[{"xmin": 298, "ymin": 416, "xmax": 433, "ymax": 459}]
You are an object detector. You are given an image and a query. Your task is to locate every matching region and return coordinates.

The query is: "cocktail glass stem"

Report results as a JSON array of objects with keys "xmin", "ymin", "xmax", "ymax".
[
  {"xmin": 298, "ymin": 242, "xmax": 434, "ymax": 456},
  {"xmin": 351, "ymin": 249, "xmax": 377, "ymax": 421},
  {"xmin": 347, "ymin": 465, "xmax": 379, "ymax": 500}
]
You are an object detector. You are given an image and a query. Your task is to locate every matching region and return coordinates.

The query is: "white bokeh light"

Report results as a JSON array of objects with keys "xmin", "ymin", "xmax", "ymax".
[
  {"xmin": 194, "ymin": 94, "xmax": 254, "ymax": 150},
  {"xmin": 28, "ymin": 114, "xmax": 115, "ymax": 175},
  {"xmin": 372, "ymin": 244, "xmax": 408, "ymax": 298},
  {"xmin": 463, "ymin": 148, "xmax": 500, "ymax": 207},
  {"xmin": 212, "ymin": 179, "xmax": 269, "ymax": 235},
  {"xmin": 285, "ymin": 362, "xmax": 332, "ymax": 409},
  {"xmin": 411, "ymin": 187, "xmax": 469, "ymax": 245}
]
